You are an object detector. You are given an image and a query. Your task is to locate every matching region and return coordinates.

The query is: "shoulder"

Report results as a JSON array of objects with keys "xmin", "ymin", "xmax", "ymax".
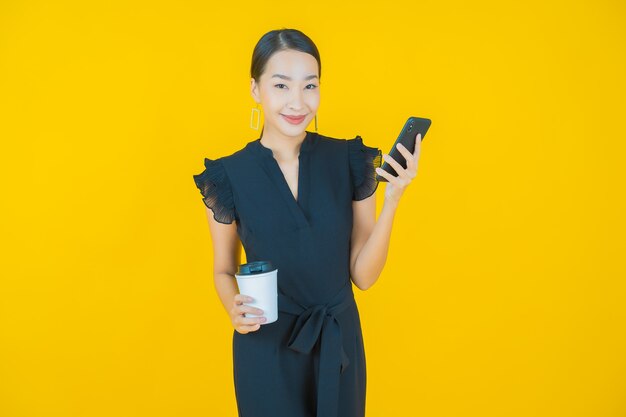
[
  {"xmin": 220, "ymin": 142, "xmax": 250, "ymax": 161},
  {"xmin": 313, "ymin": 131, "xmax": 376, "ymax": 147},
  {"xmin": 192, "ymin": 139, "xmax": 257, "ymax": 224},
  {"xmin": 313, "ymin": 132, "xmax": 380, "ymax": 158},
  {"xmin": 192, "ymin": 157, "xmax": 238, "ymax": 224},
  {"xmin": 312, "ymin": 132, "xmax": 359, "ymax": 154},
  {"xmin": 314, "ymin": 132, "xmax": 346, "ymax": 144},
  {"xmin": 208, "ymin": 140, "xmax": 257, "ymax": 172},
  {"xmin": 311, "ymin": 132, "xmax": 382, "ymax": 200},
  {"xmin": 313, "ymin": 131, "xmax": 353, "ymax": 144}
]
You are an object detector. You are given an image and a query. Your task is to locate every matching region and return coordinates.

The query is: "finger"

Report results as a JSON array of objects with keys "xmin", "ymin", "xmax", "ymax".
[
  {"xmin": 381, "ymin": 153, "xmax": 411, "ymax": 181},
  {"xmin": 237, "ymin": 315, "xmax": 266, "ymax": 326},
  {"xmin": 238, "ymin": 323, "xmax": 261, "ymax": 333},
  {"xmin": 235, "ymin": 294, "xmax": 253, "ymax": 305},
  {"xmin": 413, "ymin": 134, "xmax": 422, "ymax": 157},
  {"xmin": 395, "ymin": 143, "xmax": 415, "ymax": 168},
  {"xmin": 375, "ymin": 166, "xmax": 401, "ymax": 187},
  {"xmin": 239, "ymin": 305, "xmax": 265, "ymax": 316},
  {"xmin": 375, "ymin": 166, "xmax": 392, "ymax": 181}
]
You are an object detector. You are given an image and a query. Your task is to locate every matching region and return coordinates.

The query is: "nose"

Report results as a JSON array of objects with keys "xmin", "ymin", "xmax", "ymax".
[{"xmin": 288, "ymin": 89, "xmax": 304, "ymax": 110}]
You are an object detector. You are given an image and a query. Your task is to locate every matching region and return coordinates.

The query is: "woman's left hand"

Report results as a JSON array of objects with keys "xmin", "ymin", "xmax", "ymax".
[{"xmin": 375, "ymin": 132, "xmax": 422, "ymax": 204}]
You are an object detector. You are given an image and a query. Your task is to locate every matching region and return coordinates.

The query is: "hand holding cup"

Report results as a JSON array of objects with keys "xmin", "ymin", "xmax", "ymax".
[{"xmin": 231, "ymin": 293, "xmax": 267, "ymax": 334}]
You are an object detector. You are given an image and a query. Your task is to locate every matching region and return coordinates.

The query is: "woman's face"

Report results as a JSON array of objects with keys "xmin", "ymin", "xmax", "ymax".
[{"xmin": 251, "ymin": 49, "xmax": 320, "ymax": 137}]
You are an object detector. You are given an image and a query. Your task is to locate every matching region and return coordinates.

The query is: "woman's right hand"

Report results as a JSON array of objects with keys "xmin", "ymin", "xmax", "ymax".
[{"xmin": 231, "ymin": 293, "xmax": 267, "ymax": 334}]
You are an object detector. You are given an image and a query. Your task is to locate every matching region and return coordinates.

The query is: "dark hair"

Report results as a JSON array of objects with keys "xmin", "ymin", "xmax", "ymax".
[{"xmin": 251, "ymin": 28, "xmax": 321, "ymax": 83}]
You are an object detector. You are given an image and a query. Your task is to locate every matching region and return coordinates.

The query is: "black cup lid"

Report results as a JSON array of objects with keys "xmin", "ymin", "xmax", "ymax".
[{"xmin": 236, "ymin": 260, "xmax": 275, "ymax": 276}]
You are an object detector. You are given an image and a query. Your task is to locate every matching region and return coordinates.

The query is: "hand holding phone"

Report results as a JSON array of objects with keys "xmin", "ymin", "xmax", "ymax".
[{"xmin": 375, "ymin": 116, "xmax": 431, "ymax": 182}]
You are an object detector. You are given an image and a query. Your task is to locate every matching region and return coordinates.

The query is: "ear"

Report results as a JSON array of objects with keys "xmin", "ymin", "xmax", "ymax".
[{"xmin": 250, "ymin": 78, "xmax": 260, "ymax": 103}]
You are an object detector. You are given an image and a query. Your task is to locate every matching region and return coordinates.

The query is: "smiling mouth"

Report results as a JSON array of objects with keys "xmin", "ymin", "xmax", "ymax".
[{"xmin": 281, "ymin": 114, "xmax": 307, "ymax": 124}]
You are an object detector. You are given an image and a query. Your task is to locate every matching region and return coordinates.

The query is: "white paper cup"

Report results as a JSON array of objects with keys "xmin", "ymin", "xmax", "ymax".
[{"xmin": 235, "ymin": 261, "xmax": 278, "ymax": 324}]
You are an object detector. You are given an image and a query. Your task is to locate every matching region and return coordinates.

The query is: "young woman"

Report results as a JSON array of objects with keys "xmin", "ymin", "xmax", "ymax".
[{"xmin": 193, "ymin": 28, "xmax": 421, "ymax": 417}]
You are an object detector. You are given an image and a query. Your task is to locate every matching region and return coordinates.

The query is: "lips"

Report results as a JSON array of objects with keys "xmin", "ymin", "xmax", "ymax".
[
  {"xmin": 281, "ymin": 114, "xmax": 307, "ymax": 124},
  {"xmin": 282, "ymin": 114, "xmax": 306, "ymax": 120}
]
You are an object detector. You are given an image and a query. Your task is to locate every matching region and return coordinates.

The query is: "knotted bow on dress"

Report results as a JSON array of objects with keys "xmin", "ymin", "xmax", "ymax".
[{"xmin": 278, "ymin": 281, "xmax": 356, "ymax": 417}]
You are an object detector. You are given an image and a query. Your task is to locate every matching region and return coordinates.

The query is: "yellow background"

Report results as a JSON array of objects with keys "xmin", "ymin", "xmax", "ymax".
[{"xmin": 1, "ymin": 1, "xmax": 625, "ymax": 416}]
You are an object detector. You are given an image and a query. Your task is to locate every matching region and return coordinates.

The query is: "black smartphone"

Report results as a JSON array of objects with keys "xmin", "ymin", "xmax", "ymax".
[{"xmin": 375, "ymin": 116, "xmax": 431, "ymax": 182}]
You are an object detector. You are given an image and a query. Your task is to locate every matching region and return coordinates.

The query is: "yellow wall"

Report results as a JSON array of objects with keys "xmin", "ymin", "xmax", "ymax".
[{"xmin": 1, "ymin": 1, "xmax": 624, "ymax": 416}]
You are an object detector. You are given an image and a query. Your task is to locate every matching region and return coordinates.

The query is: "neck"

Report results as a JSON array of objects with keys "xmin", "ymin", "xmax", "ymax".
[{"xmin": 260, "ymin": 127, "xmax": 307, "ymax": 161}]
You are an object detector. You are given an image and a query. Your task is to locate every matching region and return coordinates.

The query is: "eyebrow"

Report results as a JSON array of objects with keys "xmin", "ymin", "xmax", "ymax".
[{"xmin": 271, "ymin": 74, "xmax": 319, "ymax": 81}]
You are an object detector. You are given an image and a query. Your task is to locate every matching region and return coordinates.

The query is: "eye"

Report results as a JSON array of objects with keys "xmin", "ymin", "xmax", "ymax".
[
  {"xmin": 306, "ymin": 84, "xmax": 318, "ymax": 89},
  {"xmin": 274, "ymin": 84, "xmax": 287, "ymax": 89}
]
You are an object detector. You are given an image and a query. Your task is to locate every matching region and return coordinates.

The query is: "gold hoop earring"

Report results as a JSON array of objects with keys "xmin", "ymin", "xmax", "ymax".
[
  {"xmin": 250, "ymin": 103, "xmax": 260, "ymax": 130},
  {"xmin": 314, "ymin": 114, "xmax": 318, "ymax": 132}
]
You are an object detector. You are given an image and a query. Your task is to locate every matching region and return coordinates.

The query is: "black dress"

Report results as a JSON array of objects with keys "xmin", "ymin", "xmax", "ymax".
[{"xmin": 193, "ymin": 130, "xmax": 382, "ymax": 417}]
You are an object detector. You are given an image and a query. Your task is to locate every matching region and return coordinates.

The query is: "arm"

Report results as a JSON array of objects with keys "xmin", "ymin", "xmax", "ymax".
[
  {"xmin": 204, "ymin": 207, "xmax": 267, "ymax": 333},
  {"xmin": 205, "ymin": 206, "xmax": 242, "ymax": 316},
  {"xmin": 193, "ymin": 157, "xmax": 265, "ymax": 333},
  {"xmin": 349, "ymin": 196, "xmax": 399, "ymax": 291},
  {"xmin": 349, "ymin": 132, "xmax": 422, "ymax": 290}
]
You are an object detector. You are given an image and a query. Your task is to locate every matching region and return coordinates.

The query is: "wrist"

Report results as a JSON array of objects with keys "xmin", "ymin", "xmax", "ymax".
[{"xmin": 382, "ymin": 196, "xmax": 400, "ymax": 210}]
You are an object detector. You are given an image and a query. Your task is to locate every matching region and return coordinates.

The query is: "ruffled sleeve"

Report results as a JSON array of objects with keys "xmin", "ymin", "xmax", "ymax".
[
  {"xmin": 347, "ymin": 135, "xmax": 383, "ymax": 201},
  {"xmin": 192, "ymin": 158, "xmax": 237, "ymax": 224}
]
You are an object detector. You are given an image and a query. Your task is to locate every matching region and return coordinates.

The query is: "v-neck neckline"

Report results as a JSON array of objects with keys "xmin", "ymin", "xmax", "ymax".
[{"xmin": 250, "ymin": 131, "xmax": 316, "ymax": 229}]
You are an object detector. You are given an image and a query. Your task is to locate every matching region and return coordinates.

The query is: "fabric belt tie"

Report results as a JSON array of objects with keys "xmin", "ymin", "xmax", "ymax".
[{"xmin": 277, "ymin": 282, "xmax": 355, "ymax": 417}]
